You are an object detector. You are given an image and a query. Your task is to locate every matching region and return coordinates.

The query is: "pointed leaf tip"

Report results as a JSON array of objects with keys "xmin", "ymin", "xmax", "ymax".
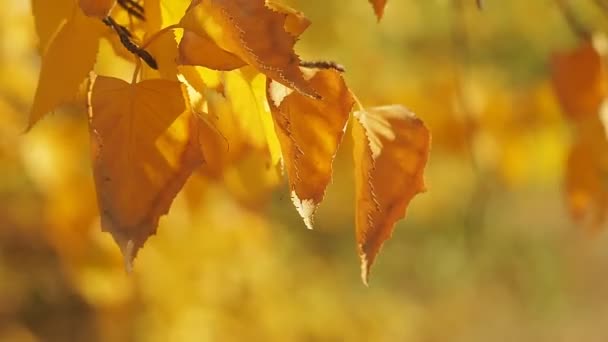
[
  {"xmin": 88, "ymin": 76, "xmax": 203, "ymax": 267},
  {"xmin": 267, "ymin": 69, "xmax": 354, "ymax": 229}
]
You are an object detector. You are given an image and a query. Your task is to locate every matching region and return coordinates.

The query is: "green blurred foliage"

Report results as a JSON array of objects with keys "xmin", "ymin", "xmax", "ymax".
[{"xmin": 2, "ymin": 0, "xmax": 608, "ymax": 341}]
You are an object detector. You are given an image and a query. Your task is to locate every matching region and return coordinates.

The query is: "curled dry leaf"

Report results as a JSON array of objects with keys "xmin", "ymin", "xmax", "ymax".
[
  {"xmin": 28, "ymin": 8, "xmax": 105, "ymax": 130},
  {"xmin": 88, "ymin": 75, "xmax": 203, "ymax": 268},
  {"xmin": 368, "ymin": 0, "xmax": 388, "ymax": 20},
  {"xmin": 179, "ymin": 0, "xmax": 319, "ymax": 98},
  {"xmin": 352, "ymin": 105, "xmax": 430, "ymax": 284},
  {"xmin": 79, "ymin": 0, "xmax": 116, "ymax": 18},
  {"xmin": 266, "ymin": 0, "xmax": 311, "ymax": 37},
  {"xmin": 267, "ymin": 68, "xmax": 354, "ymax": 229}
]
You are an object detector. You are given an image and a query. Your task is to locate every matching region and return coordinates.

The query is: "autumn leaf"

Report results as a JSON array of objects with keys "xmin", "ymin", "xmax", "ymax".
[
  {"xmin": 31, "ymin": 0, "xmax": 75, "ymax": 54},
  {"xmin": 552, "ymin": 36, "xmax": 608, "ymax": 228},
  {"xmin": 368, "ymin": 0, "xmax": 388, "ymax": 20},
  {"xmin": 552, "ymin": 38, "xmax": 608, "ymax": 121},
  {"xmin": 566, "ymin": 116, "xmax": 608, "ymax": 229},
  {"xmin": 141, "ymin": 30, "xmax": 180, "ymax": 81},
  {"xmin": 179, "ymin": 0, "xmax": 319, "ymax": 98},
  {"xmin": 178, "ymin": 30, "xmax": 246, "ymax": 70},
  {"xmin": 79, "ymin": 0, "xmax": 116, "ymax": 19},
  {"xmin": 266, "ymin": 0, "xmax": 311, "ymax": 37},
  {"xmin": 267, "ymin": 68, "xmax": 354, "ymax": 229},
  {"xmin": 224, "ymin": 67, "xmax": 283, "ymax": 166},
  {"xmin": 88, "ymin": 75, "xmax": 203, "ymax": 267},
  {"xmin": 352, "ymin": 105, "xmax": 430, "ymax": 284},
  {"xmin": 28, "ymin": 8, "xmax": 105, "ymax": 130}
]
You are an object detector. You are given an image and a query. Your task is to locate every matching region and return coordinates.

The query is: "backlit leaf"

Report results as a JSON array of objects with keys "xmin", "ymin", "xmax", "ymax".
[
  {"xmin": 88, "ymin": 75, "xmax": 203, "ymax": 267},
  {"xmin": 267, "ymin": 68, "xmax": 354, "ymax": 229},
  {"xmin": 352, "ymin": 105, "xmax": 430, "ymax": 284},
  {"xmin": 178, "ymin": 30, "xmax": 246, "ymax": 70},
  {"xmin": 180, "ymin": 0, "xmax": 319, "ymax": 98},
  {"xmin": 266, "ymin": 0, "xmax": 311, "ymax": 37},
  {"xmin": 28, "ymin": 8, "xmax": 105, "ymax": 130}
]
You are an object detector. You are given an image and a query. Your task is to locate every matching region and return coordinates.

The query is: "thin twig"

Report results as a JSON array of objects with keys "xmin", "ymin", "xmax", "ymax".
[
  {"xmin": 103, "ymin": 16, "xmax": 158, "ymax": 69},
  {"xmin": 299, "ymin": 60, "xmax": 346, "ymax": 72},
  {"xmin": 117, "ymin": 0, "xmax": 145, "ymax": 21}
]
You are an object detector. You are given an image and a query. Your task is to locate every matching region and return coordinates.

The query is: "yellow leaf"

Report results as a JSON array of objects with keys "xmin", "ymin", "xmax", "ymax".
[
  {"xmin": 225, "ymin": 68, "xmax": 282, "ymax": 166},
  {"xmin": 88, "ymin": 75, "xmax": 203, "ymax": 267},
  {"xmin": 31, "ymin": 0, "xmax": 75, "ymax": 54},
  {"xmin": 180, "ymin": 0, "xmax": 319, "ymax": 98},
  {"xmin": 352, "ymin": 105, "xmax": 430, "ymax": 284},
  {"xmin": 267, "ymin": 68, "xmax": 354, "ymax": 229},
  {"xmin": 144, "ymin": 0, "xmax": 191, "ymax": 29},
  {"xmin": 79, "ymin": 0, "xmax": 116, "ymax": 18},
  {"xmin": 178, "ymin": 30, "xmax": 246, "ymax": 70},
  {"xmin": 141, "ymin": 30, "xmax": 180, "ymax": 81},
  {"xmin": 29, "ymin": 8, "xmax": 105, "ymax": 130},
  {"xmin": 552, "ymin": 39, "xmax": 608, "ymax": 121},
  {"xmin": 368, "ymin": 0, "xmax": 388, "ymax": 20}
]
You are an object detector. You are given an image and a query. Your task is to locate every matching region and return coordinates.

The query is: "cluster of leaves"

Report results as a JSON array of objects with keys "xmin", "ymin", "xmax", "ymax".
[
  {"xmin": 29, "ymin": 0, "xmax": 430, "ymax": 283},
  {"xmin": 552, "ymin": 34, "xmax": 608, "ymax": 229}
]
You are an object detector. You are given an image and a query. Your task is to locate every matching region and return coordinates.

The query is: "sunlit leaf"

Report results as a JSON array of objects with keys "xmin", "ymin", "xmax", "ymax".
[
  {"xmin": 141, "ymin": 30, "xmax": 180, "ymax": 81},
  {"xmin": 266, "ymin": 0, "xmax": 311, "ymax": 37},
  {"xmin": 225, "ymin": 68, "xmax": 282, "ymax": 166},
  {"xmin": 180, "ymin": 0, "xmax": 319, "ymax": 98},
  {"xmin": 88, "ymin": 75, "xmax": 203, "ymax": 267},
  {"xmin": 28, "ymin": 8, "xmax": 105, "ymax": 130},
  {"xmin": 178, "ymin": 30, "xmax": 246, "ymax": 70},
  {"xmin": 352, "ymin": 105, "xmax": 430, "ymax": 284},
  {"xmin": 267, "ymin": 68, "xmax": 354, "ymax": 229}
]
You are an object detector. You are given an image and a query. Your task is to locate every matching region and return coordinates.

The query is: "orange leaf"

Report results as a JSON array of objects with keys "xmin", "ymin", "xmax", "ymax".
[
  {"xmin": 352, "ymin": 105, "xmax": 430, "ymax": 284},
  {"xmin": 266, "ymin": 0, "xmax": 311, "ymax": 37},
  {"xmin": 368, "ymin": 0, "xmax": 388, "ymax": 20},
  {"xmin": 267, "ymin": 68, "xmax": 354, "ymax": 229},
  {"xmin": 178, "ymin": 30, "xmax": 246, "ymax": 70},
  {"xmin": 79, "ymin": 0, "xmax": 116, "ymax": 18},
  {"xmin": 552, "ymin": 39, "xmax": 608, "ymax": 121},
  {"xmin": 28, "ymin": 8, "xmax": 105, "ymax": 130},
  {"xmin": 31, "ymin": 0, "xmax": 75, "ymax": 54},
  {"xmin": 566, "ymin": 112, "xmax": 608, "ymax": 229},
  {"xmin": 180, "ymin": 0, "xmax": 319, "ymax": 98},
  {"xmin": 88, "ymin": 75, "xmax": 203, "ymax": 268}
]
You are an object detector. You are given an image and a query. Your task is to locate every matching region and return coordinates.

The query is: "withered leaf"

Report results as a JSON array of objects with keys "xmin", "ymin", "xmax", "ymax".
[
  {"xmin": 179, "ymin": 0, "xmax": 319, "ymax": 98},
  {"xmin": 267, "ymin": 68, "xmax": 354, "ymax": 229},
  {"xmin": 88, "ymin": 75, "xmax": 203, "ymax": 268},
  {"xmin": 352, "ymin": 105, "xmax": 430, "ymax": 284}
]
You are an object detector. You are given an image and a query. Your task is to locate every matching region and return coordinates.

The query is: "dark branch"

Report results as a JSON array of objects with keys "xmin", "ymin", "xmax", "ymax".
[
  {"xmin": 102, "ymin": 16, "xmax": 158, "ymax": 69},
  {"xmin": 299, "ymin": 60, "xmax": 346, "ymax": 73},
  {"xmin": 117, "ymin": 0, "xmax": 145, "ymax": 21}
]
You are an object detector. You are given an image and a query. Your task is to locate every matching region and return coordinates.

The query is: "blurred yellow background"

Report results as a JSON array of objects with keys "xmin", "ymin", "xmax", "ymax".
[{"xmin": 2, "ymin": 0, "xmax": 608, "ymax": 341}]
